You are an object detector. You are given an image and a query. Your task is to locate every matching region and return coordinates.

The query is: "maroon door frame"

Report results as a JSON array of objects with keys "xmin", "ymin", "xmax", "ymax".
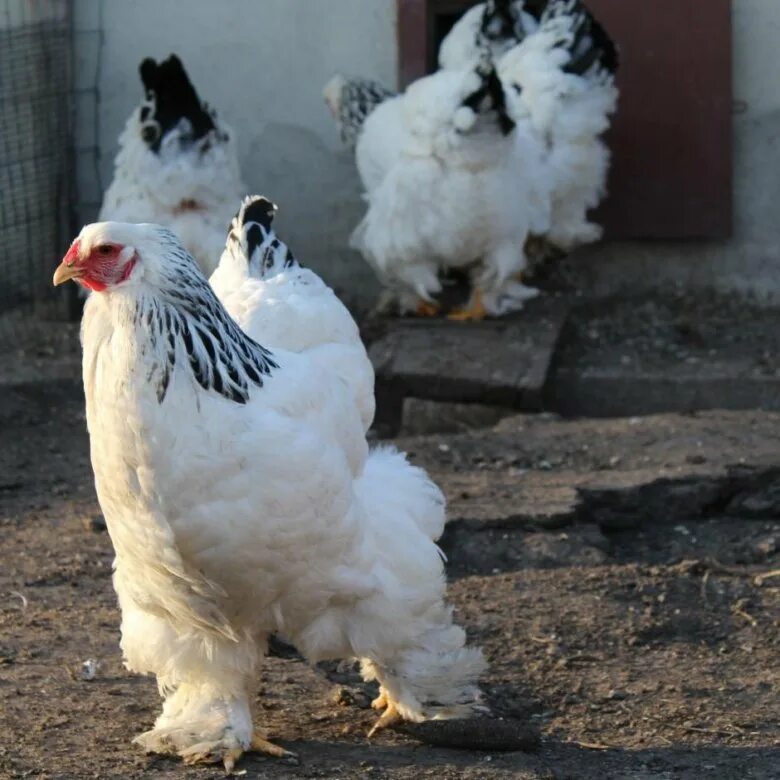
[{"xmin": 396, "ymin": 0, "xmax": 733, "ymax": 240}]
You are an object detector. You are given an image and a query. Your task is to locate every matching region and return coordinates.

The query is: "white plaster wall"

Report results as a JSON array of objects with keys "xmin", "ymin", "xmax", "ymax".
[
  {"xmin": 73, "ymin": 0, "xmax": 780, "ymax": 307},
  {"xmin": 73, "ymin": 0, "xmax": 397, "ymax": 307}
]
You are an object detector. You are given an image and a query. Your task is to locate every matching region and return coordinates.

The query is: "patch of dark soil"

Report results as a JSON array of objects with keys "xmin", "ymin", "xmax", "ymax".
[{"xmin": 1, "ymin": 340, "xmax": 778, "ymax": 779}]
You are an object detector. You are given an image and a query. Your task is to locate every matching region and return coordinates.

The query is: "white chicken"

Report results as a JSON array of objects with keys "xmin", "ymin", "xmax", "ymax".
[
  {"xmin": 99, "ymin": 54, "xmax": 244, "ymax": 277},
  {"xmin": 349, "ymin": 63, "xmax": 548, "ymax": 319},
  {"xmin": 52, "ymin": 222, "xmax": 484, "ymax": 770},
  {"xmin": 210, "ymin": 195, "xmax": 376, "ymax": 432},
  {"xmin": 442, "ymin": 0, "xmax": 618, "ymax": 255}
]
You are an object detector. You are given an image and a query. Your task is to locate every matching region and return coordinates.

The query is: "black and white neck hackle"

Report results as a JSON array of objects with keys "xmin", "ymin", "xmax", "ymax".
[
  {"xmin": 337, "ymin": 77, "xmax": 395, "ymax": 147},
  {"xmin": 136, "ymin": 228, "xmax": 277, "ymax": 404}
]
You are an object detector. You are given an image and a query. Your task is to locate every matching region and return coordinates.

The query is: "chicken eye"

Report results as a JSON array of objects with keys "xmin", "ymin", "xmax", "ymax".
[{"xmin": 97, "ymin": 244, "xmax": 113, "ymax": 256}]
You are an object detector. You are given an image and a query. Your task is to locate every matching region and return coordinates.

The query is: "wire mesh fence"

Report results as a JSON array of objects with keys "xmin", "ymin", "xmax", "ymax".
[{"xmin": 0, "ymin": 0, "xmax": 74, "ymax": 316}]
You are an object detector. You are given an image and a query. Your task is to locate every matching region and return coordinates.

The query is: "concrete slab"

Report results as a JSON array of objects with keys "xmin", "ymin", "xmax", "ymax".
[
  {"xmin": 369, "ymin": 298, "xmax": 570, "ymax": 435},
  {"xmin": 549, "ymin": 295, "xmax": 780, "ymax": 417}
]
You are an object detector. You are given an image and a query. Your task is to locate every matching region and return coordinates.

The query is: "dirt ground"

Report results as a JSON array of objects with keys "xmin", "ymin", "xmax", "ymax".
[{"xmin": 1, "ymin": 331, "xmax": 779, "ymax": 779}]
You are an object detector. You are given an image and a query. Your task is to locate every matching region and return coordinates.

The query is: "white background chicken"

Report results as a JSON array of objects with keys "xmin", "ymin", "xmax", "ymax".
[
  {"xmin": 349, "ymin": 65, "xmax": 548, "ymax": 319},
  {"xmin": 326, "ymin": 0, "xmax": 617, "ymax": 318},
  {"xmin": 210, "ymin": 195, "xmax": 376, "ymax": 432},
  {"xmin": 52, "ymin": 222, "xmax": 484, "ymax": 770},
  {"xmin": 99, "ymin": 54, "xmax": 244, "ymax": 277}
]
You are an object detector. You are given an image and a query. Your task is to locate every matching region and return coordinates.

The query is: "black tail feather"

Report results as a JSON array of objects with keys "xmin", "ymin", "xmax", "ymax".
[
  {"xmin": 541, "ymin": 0, "xmax": 619, "ymax": 76},
  {"xmin": 241, "ymin": 196, "xmax": 277, "ymax": 232},
  {"xmin": 138, "ymin": 54, "xmax": 216, "ymax": 148}
]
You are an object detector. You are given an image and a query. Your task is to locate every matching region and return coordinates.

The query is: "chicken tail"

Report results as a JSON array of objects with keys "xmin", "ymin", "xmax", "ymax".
[
  {"xmin": 352, "ymin": 447, "xmax": 486, "ymax": 721},
  {"xmin": 225, "ymin": 195, "xmax": 300, "ymax": 279}
]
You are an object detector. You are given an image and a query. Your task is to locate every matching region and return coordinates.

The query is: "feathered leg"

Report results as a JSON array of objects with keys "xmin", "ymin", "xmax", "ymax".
[
  {"xmin": 117, "ymin": 599, "xmax": 295, "ymax": 770},
  {"xmin": 359, "ymin": 616, "xmax": 486, "ymax": 737}
]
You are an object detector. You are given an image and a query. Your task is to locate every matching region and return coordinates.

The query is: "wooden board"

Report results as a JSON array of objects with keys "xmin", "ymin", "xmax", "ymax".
[{"xmin": 369, "ymin": 298, "xmax": 570, "ymax": 434}]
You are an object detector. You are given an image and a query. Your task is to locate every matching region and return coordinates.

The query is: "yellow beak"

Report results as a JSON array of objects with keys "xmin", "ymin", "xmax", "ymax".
[{"xmin": 52, "ymin": 263, "xmax": 85, "ymax": 286}]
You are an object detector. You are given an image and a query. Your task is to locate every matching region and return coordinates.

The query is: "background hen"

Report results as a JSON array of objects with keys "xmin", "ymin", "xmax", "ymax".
[
  {"xmin": 99, "ymin": 54, "xmax": 244, "ymax": 277},
  {"xmin": 349, "ymin": 63, "xmax": 548, "ymax": 319},
  {"xmin": 211, "ymin": 195, "xmax": 376, "ymax": 432}
]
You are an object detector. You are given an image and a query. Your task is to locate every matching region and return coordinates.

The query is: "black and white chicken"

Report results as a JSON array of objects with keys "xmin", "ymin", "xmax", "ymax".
[
  {"xmin": 323, "ymin": 74, "xmax": 405, "ymax": 195},
  {"xmin": 99, "ymin": 54, "xmax": 244, "ymax": 277},
  {"xmin": 52, "ymin": 221, "xmax": 484, "ymax": 770},
  {"xmin": 210, "ymin": 195, "xmax": 376, "ymax": 432}
]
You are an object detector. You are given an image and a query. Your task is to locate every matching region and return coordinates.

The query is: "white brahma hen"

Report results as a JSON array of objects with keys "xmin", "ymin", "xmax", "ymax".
[
  {"xmin": 438, "ymin": 0, "xmax": 544, "ymax": 71},
  {"xmin": 498, "ymin": 0, "xmax": 619, "ymax": 251},
  {"xmin": 99, "ymin": 54, "xmax": 244, "ymax": 277},
  {"xmin": 210, "ymin": 195, "xmax": 376, "ymax": 432},
  {"xmin": 52, "ymin": 222, "xmax": 484, "ymax": 771},
  {"xmin": 350, "ymin": 64, "xmax": 548, "ymax": 319}
]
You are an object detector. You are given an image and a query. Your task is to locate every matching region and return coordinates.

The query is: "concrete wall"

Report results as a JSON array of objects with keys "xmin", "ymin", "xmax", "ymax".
[
  {"xmin": 74, "ymin": 0, "xmax": 780, "ymax": 308},
  {"xmin": 73, "ymin": 0, "xmax": 397, "ymax": 307}
]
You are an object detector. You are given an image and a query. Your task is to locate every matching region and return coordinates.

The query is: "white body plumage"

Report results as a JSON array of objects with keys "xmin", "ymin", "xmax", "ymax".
[
  {"xmin": 498, "ymin": 14, "xmax": 618, "ymax": 249},
  {"xmin": 441, "ymin": 0, "xmax": 618, "ymax": 253}
]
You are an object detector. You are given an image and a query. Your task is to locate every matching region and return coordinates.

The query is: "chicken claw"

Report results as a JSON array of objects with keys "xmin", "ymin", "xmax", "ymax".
[
  {"xmin": 371, "ymin": 690, "xmax": 388, "ymax": 711},
  {"xmin": 367, "ymin": 701, "xmax": 402, "ymax": 737},
  {"xmin": 447, "ymin": 290, "xmax": 486, "ymax": 321},
  {"xmin": 222, "ymin": 747, "xmax": 243, "ymax": 775},
  {"xmin": 250, "ymin": 732, "xmax": 299, "ymax": 763}
]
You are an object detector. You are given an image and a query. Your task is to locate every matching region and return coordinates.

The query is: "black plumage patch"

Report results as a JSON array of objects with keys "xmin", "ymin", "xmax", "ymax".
[
  {"xmin": 245, "ymin": 224, "xmax": 264, "ymax": 261},
  {"xmin": 461, "ymin": 67, "xmax": 516, "ymax": 136},
  {"xmin": 241, "ymin": 196, "xmax": 276, "ymax": 231},
  {"xmin": 137, "ymin": 54, "xmax": 217, "ymax": 153},
  {"xmin": 524, "ymin": 0, "xmax": 548, "ymax": 21}
]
